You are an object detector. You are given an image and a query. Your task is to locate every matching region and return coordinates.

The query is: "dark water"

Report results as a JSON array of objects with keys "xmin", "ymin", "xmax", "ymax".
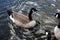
[{"xmin": 0, "ymin": 0, "xmax": 60, "ymax": 40}]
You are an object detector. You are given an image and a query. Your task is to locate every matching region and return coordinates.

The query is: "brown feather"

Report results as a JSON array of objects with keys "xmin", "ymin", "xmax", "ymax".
[{"xmin": 12, "ymin": 12, "xmax": 30, "ymax": 24}]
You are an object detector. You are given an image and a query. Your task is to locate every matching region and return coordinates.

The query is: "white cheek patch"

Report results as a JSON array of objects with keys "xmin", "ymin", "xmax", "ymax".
[
  {"xmin": 9, "ymin": 15, "xmax": 15, "ymax": 22},
  {"xmin": 46, "ymin": 32, "xmax": 48, "ymax": 35},
  {"xmin": 56, "ymin": 14, "xmax": 58, "ymax": 18}
]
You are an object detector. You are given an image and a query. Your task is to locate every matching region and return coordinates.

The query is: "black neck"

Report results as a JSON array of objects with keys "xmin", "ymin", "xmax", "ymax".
[
  {"xmin": 56, "ymin": 13, "xmax": 60, "ymax": 19},
  {"xmin": 28, "ymin": 9, "xmax": 33, "ymax": 21},
  {"xmin": 57, "ymin": 23, "xmax": 60, "ymax": 28},
  {"xmin": 58, "ymin": 14, "xmax": 60, "ymax": 19}
]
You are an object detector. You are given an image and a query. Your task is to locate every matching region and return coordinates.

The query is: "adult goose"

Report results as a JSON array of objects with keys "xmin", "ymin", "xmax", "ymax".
[
  {"xmin": 7, "ymin": 8, "xmax": 37, "ymax": 28},
  {"xmin": 54, "ymin": 13, "xmax": 60, "ymax": 40}
]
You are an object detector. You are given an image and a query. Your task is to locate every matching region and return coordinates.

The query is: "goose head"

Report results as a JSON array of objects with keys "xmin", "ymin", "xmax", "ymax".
[
  {"xmin": 30, "ymin": 8, "xmax": 37, "ymax": 11},
  {"xmin": 55, "ymin": 13, "xmax": 60, "ymax": 19}
]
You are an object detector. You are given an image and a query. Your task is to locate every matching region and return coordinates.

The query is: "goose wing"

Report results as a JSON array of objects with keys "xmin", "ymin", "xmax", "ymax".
[{"xmin": 12, "ymin": 12, "xmax": 30, "ymax": 24}]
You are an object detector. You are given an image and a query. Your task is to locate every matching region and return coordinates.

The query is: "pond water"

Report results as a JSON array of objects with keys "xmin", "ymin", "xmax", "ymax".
[{"xmin": 0, "ymin": 0, "xmax": 60, "ymax": 40}]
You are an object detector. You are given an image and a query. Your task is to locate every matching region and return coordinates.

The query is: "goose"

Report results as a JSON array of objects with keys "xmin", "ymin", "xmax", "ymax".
[
  {"xmin": 45, "ymin": 30, "xmax": 51, "ymax": 40},
  {"xmin": 7, "ymin": 8, "xmax": 37, "ymax": 28},
  {"xmin": 54, "ymin": 13, "xmax": 60, "ymax": 40}
]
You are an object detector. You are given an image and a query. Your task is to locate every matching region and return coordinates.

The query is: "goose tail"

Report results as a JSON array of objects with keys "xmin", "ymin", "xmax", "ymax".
[{"xmin": 7, "ymin": 9, "xmax": 13, "ymax": 16}]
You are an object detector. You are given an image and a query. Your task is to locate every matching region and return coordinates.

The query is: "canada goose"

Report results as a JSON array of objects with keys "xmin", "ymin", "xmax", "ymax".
[
  {"xmin": 7, "ymin": 8, "xmax": 37, "ymax": 28},
  {"xmin": 45, "ymin": 30, "xmax": 51, "ymax": 40},
  {"xmin": 54, "ymin": 13, "xmax": 60, "ymax": 40}
]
